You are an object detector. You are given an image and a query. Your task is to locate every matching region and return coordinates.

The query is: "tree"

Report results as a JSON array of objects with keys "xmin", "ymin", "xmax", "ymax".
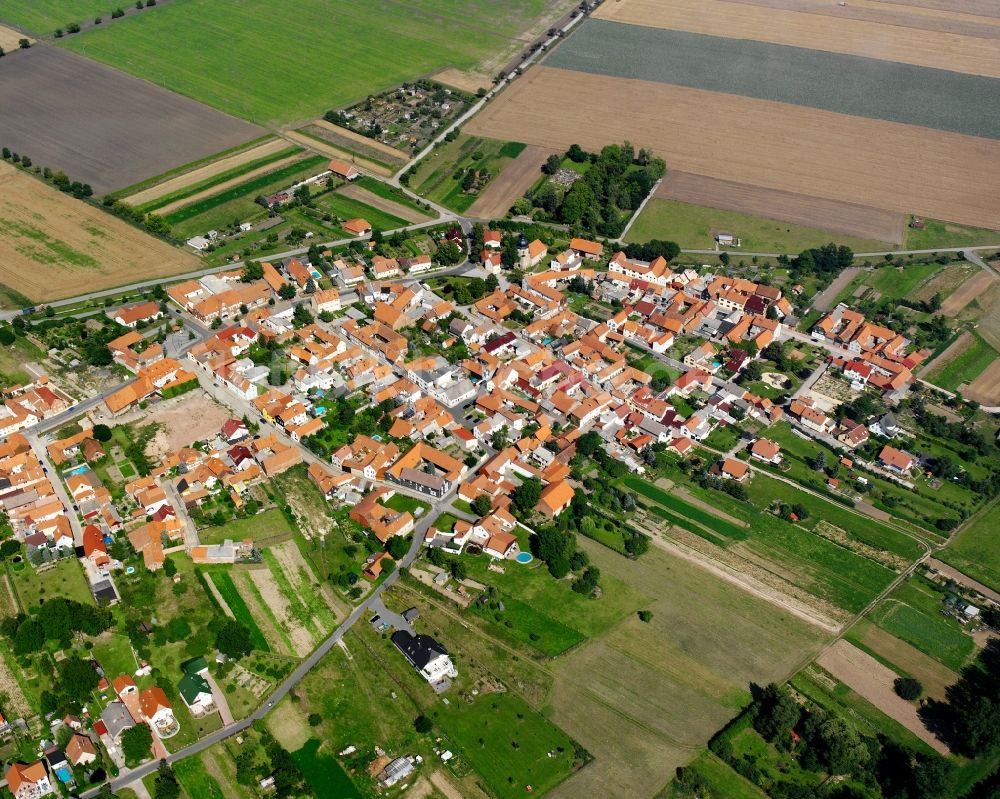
[
  {"xmin": 19, "ymin": 38, "xmax": 30, "ymax": 49},
  {"xmin": 752, "ymin": 683, "xmax": 800, "ymax": 742},
  {"xmin": 121, "ymin": 723, "xmax": 153, "ymax": 764},
  {"xmin": 162, "ymin": 556, "xmax": 177, "ymax": 577},
  {"xmin": 533, "ymin": 526, "xmax": 574, "ymax": 578},
  {"xmin": 414, "ymin": 715, "xmax": 433, "ymax": 733},
  {"xmin": 638, "ymin": 610, "xmax": 653, "ymax": 623},
  {"xmin": 0, "ymin": 540, "xmax": 19, "ymax": 560},
  {"xmin": 567, "ymin": 143, "xmax": 587, "ymax": 163},
  {"xmin": 471, "ymin": 494, "xmax": 493, "ymax": 517},
  {"xmin": 153, "ymin": 760, "xmax": 180, "ymax": 799},
  {"xmin": 386, "ymin": 535, "xmax": 409, "ymax": 560},
  {"xmin": 817, "ymin": 717, "xmax": 868, "ymax": 775},
  {"xmin": 512, "ymin": 478, "xmax": 542, "ymax": 515},
  {"xmin": 61, "ymin": 656, "xmax": 100, "ymax": 703},
  {"xmin": 542, "ymin": 154, "xmax": 562, "ymax": 175},
  {"xmin": 572, "ymin": 566, "xmax": 600, "ymax": 595},
  {"xmin": 895, "ymin": 676, "xmax": 923, "ymax": 700},
  {"xmin": 215, "ymin": 619, "xmax": 253, "ymax": 658},
  {"xmin": 93, "ymin": 424, "xmax": 113, "ymax": 442},
  {"xmin": 307, "ymin": 713, "xmax": 322, "ymax": 726},
  {"xmin": 490, "ymin": 425, "xmax": 509, "ymax": 451},
  {"xmin": 241, "ymin": 262, "xmax": 263, "ymax": 282},
  {"xmin": 278, "ymin": 283, "xmax": 297, "ymax": 301}
]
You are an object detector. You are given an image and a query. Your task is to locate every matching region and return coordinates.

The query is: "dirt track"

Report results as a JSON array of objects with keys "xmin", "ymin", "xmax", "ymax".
[
  {"xmin": 814, "ymin": 268, "xmax": 861, "ymax": 312},
  {"xmin": 817, "ymin": 639, "xmax": 949, "ymax": 753},
  {"xmin": 657, "ymin": 172, "xmax": 904, "ymax": 244},
  {"xmin": 124, "ymin": 138, "xmax": 289, "ymax": 206},
  {"xmin": 338, "ymin": 184, "xmax": 430, "ymax": 224},
  {"xmin": 467, "ymin": 144, "xmax": 549, "ymax": 218},
  {"xmin": 593, "ymin": 0, "xmax": 1000, "ymax": 78},
  {"xmin": 0, "ymin": 163, "xmax": 199, "ymax": 302},
  {"xmin": 941, "ymin": 271, "xmax": 998, "ymax": 315},
  {"xmin": 466, "ymin": 66, "xmax": 1000, "ymax": 229}
]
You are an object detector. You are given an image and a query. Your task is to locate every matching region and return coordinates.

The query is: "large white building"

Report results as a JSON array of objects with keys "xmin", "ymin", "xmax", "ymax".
[{"xmin": 391, "ymin": 631, "xmax": 457, "ymax": 687}]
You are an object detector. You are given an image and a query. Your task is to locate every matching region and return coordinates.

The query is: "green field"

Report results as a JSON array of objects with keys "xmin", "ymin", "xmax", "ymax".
[
  {"xmin": 434, "ymin": 693, "xmax": 578, "ymax": 798},
  {"xmin": 205, "ymin": 571, "xmax": 270, "ymax": 652},
  {"xmin": 174, "ymin": 755, "xmax": 226, "ymax": 799},
  {"xmin": 355, "ymin": 176, "xmax": 433, "ymax": 218},
  {"xmin": 624, "ymin": 477, "xmax": 748, "ymax": 540},
  {"xmin": 136, "ymin": 146, "xmax": 302, "ymax": 213},
  {"xmin": 468, "ymin": 587, "xmax": 586, "ymax": 657},
  {"xmin": 863, "ymin": 261, "xmax": 941, "ymax": 299},
  {"xmin": 61, "ymin": 0, "xmax": 566, "ymax": 125},
  {"xmin": 410, "ymin": 134, "xmax": 528, "ymax": 212},
  {"xmin": 925, "ymin": 332, "xmax": 998, "ymax": 391},
  {"xmin": 317, "ymin": 190, "xmax": 407, "ymax": 232},
  {"xmin": 905, "ymin": 218, "xmax": 1000, "ymax": 249},
  {"xmin": 940, "ymin": 502, "xmax": 1000, "ymax": 592},
  {"xmin": 0, "ymin": 0, "xmax": 125, "ymax": 33},
  {"xmin": 292, "ymin": 739, "xmax": 362, "ymax": 799},
  {"xmin": 8, "ymin": 558, "xmax": 93, "ymax": 611},
  {"xmin": 869, "ymin": 579, "xmax": 977, "ymax": 671},
  {"xmin": 659, "ymin": 751, "xmax": 767, "ymax": 799},
  {"xmin": 624, "ymin": 198, "xmax": 890, "ymax": 252},
  {"xmin": 165, "ymin": 155, "xmax": 327, "ymax": 226},
  {"xmin": 199, "ymin": 508, "xmax": 293, "ymax": 546}
]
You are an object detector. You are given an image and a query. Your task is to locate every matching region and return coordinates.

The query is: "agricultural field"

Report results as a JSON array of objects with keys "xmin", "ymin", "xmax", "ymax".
[
  {"xmin": 547, "ymin": 22, "xmax": 1000, "ymax": 139},
  {"xmin": 641, "ymin": 171, "xmax": 904, "ymax": 245},
  {"xmin": 625, "ymin": 199, "xmax": 892, "ymax": 255},
  {"xmin": 465, "ymin": 65, "xmax": 1000, "ymax": 230},
  {"xmin": 203, "ymin": 570, "xmax": 270, "ymax": 652},
  {"xmin": 0, "ymin": 0, "xmax": 139, "ymax": 34},
  {"xmin": 407, "ymin": 134, "xmax": 528, "ymax": 212},
  {"xmin": 924, "ymin": 331, "xmax": 998, "ymax": 392},
  {"xmin": 61, "ymin": 0, "xmax": 578, "ymax": 125},
  {"xmin": 904, "ymin": 218, "xmax": 1000, "ymax": 249},
  {"xmin": 292, "ymin": 124, "xmax": 403, "ymax": 175},
  {"xmin": 0, "ymin": 47, "xmax": 263, "ymax": 193},
  {"xmin": 592, "ymin": 0, "xmax": 1000, "ymax": 78},
  {"xmin": 939, "ymin": 502, "xmax": 1000, "ymax": 593},
  {"xmin": 467, "ymin": 144, "xmax": 552, "ymax": 219},
  {"xmin": 0, "ymin": 162, "xmax": 200, "ymax": 305}
]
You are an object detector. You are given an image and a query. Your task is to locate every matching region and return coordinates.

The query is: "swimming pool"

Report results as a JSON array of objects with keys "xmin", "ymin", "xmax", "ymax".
[
  {"xmin": 310, "ymin": 269, "xmax": 322, "ymax": 279},
  {"xmin": 65, "ymin": 465, "xmax": 89, "ymax": 476},
  {"xmin": 515, "ymin": 552, "xmax": 533, "ymax": 564}
]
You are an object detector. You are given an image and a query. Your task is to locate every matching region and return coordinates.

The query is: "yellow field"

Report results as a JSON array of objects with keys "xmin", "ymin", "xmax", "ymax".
[
  {"xmin": 466, "ymin": 66, "xmax": 1000, "ymax": 229},
  {"xmin": 0, "ymin": 163, "xmax": 199, "ymax": 302},
  {"xmin": 593, "ymin": 0, "xmax": 1000, "ymax": 78}
]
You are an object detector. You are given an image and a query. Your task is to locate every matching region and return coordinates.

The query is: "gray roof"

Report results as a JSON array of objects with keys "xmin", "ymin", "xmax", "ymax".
[{"xmin": 100, "ymin": 701, "xmax": 135, "ymax": 739}]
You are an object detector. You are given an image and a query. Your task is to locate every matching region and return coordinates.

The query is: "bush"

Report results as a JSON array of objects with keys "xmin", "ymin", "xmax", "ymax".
[
  {"xmin": 414, "ymin": 715, "xmax": 433, "ymax": 733},
  {"xmin": 638, "ymin": 610, "xmax": 653, "ymax": 623},
  {"xmin": 92, "ymin": 424, "xmax": 113, "ymax": 442},
  {"xmin": 894, "ymin": 676, "xmax": 923, "ymax": 700}
]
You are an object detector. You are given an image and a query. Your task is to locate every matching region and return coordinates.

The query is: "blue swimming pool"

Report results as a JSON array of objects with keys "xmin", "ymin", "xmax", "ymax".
[
  {"xmin": 65, "ymin": 465, "xmax": 89, "ymax": 476},
  {"xmin": 515, "ymin": 552, "xmax": 533, "ymax": 564}
]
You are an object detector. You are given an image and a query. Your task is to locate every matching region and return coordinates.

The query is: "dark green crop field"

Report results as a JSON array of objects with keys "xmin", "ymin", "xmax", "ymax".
[{"xmin": 545, "ymin": 20, "xmax": 1000, "ymax": 139}]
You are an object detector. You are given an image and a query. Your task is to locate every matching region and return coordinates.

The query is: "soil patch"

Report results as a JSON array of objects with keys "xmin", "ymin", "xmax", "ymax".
[
  {"xmin": 0, "ymin": 47, "xmax": 263, "ymax": 193},
  {"xmin": 249, "ymin": 567, "xmax": 314, "ymax": 657},
  {"xmin": 0, "ymin": 24, "xmax": 30, "ymax": 50},
  {"xmin": 143, "ymin": 390, "xmax": 231, "ymax": 459},
  {"xmin": 123, "ymin": 138, "xmax": 288, "ymax": 206},
  {"xmin": 854, "ymin": 624, "xmax": 959, "ymax": 699},
  {"xmin": 817, "ymin": 639, "xmax": 949, "ymax": 753},
  {"xmin": 0, "ymin": 162, "xmax": 200, "ymax": 303},
  {"xmin": 592, "ymin": 0, "xmax": 1000, "ymax": 78},
  {"xmin": 813, "ymin": 268, "xmax": 861, "ymax": 312},
  {"xmin": 466, "ymin": 66, "xmax": 1000, "ymax": 229},
  {"xmin": 433, "ymin": 68, "xmax": 490, "ymax": 94},
  {"xmin": 337, "ymin": 184, "xmax": 429, "ymax": 224},
  {"xmin": 467, "ymin": 144, "xmax": 550, "ymax": 219},
  {"xmin": 656, "ymin": 172, "xmax": 903, "ymax": 244},
  {"xmin": 941, "ymin": 271, "xmax": 998, "ymax": 315},
  {"xmin": 964, "ymin": 356, "xmax": 1000, "ymax": 404}
]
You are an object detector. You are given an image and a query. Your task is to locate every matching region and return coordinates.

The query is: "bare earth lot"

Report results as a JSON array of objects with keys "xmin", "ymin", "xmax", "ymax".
[
  {"xmin": 657, "ymin": 172, "xmax": 905, "ymax": 244},
  {"xmin": 433, "ymin": 67, "xmax": 490, "ymax": 94},
  {"xmin": 467, "ymin": 144, "xmax": 550, "ymax": 218},
  {"xmin": 144, "ymin": 390, "xmax": 232, "ymax": 458},
  {"xmin": 964, "ymin": 357, "xmax": 1000, "ymax": 405},
  {"xmin": 0, "ymin": 163, "xmax": 199, "ymax": 303},
  {"xmin": 817, "ymin": 639, "xmax": 949, "ymax": 753},
  {"xmin": 124, "ymin": 138, "xmax": 287, "ymax": 206},
  {"xmin": 0, "ymin": 47, "xmax": 263, "ymax": 193},
  {"xmin": 853, "ymin": 623, "xmax": 959, "ymax": 699},
  {"xmin": 941, "ymin": 271, "xmax": 998, "ymax": 315},
  {"xmin": 814, "ymin": 268, "xmax": 862, "ymax": 313},
  {"xmin": 593, "ymin": 0, "xmax": 1000, "ymax": 78},
  {"xmin": 466, "ymin": 66, "xmax": 1000, "ymax": 229}
]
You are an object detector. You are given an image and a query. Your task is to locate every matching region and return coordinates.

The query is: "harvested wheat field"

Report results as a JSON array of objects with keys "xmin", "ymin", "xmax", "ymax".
[
  {"xmin": 592, "ymin": 0, "xmax": 1000, "ymax": 78},
  {"xmin": 852, "ymin": 623, "xmax": 959, "ymax": 699},
  {"xmin": 0, "ymin": 24, "xmax": 29, "ymax": 50},
  {"xmin": 964, "ymin": 358, "xmax": 1000, "ymax": 405},
  {"xmin": 124, "ymin": 137, "xmax": 289, "ymax": 206},
  {"xmin": 941, "ymin": 271, "xmax": 999, "ymax": 315},
  {"xmin": 433, "ymin": 67, "xmax": 490, "ymax": 94},
  {"xmin": 0, "ymin": 163, "xmax": 199, "ymax": 303},
  {"xmin": 468, "ymin": 144, "xmax": 550, "ymax": 218},
  {"xmin": 657, "ymin": 172, "xmax": 905, "ymax": 244},
  {"xmin": 817, "ymin": 640, "xmax": 949, "ymax": 753},
  {"xmin": 466, "ymin": 66, "xmax": 1000, "ymax": 229}
]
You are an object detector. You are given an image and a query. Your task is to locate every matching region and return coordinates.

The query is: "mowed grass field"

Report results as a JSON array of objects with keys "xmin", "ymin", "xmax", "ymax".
[
  {"xmin": 62, "ymin": 0, "xmax": 574, "ymax": 125},
  {"xmin": 939, "ymin": 502, "xmax": 1000, "ymax": 593},
  {"xmin": 0, "ymin": 163, "xmax": 199, "ymax": 305},
  {"xmin": 465, "ymin": 66, "xmax": 1000, "ymax": 230},
  {"xmin": 0, "ymin": 0, "xmax": 131, "ymax": 33}
]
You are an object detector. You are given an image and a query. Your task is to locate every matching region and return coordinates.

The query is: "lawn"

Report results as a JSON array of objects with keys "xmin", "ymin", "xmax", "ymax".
[
  {"xmin": 925, "ymin": 332, "xmax": 997, "ymax": 391},
  {"xmin": 939, "ymin": 502, "xmax": 1000, "ymax": 592},
  {"xmin": 91, "ymin": 632, "xmax": 138, "ymax": 678},
  {"xmin": 174, "ymin": 754, "xmax": 226, "ymax": 799},
  {"xmin": 431, "ymin": 512, "xmax": 459, "ymax": 533},
  {"xmin": 384, "ymin": 493, "xmax": 431, "ymax": 517},
  {"xmin": 468, "ymin": 587, "xmax": 585, "ymax": 657},
  {"xmin": 317, "ymin": 190, "xmax": 407, "ymax": 232},
  {"xmin": 8, "ymin": 558, "xmax": 93, "ymax": 611},
  {"xmin": 203, "ymin": 570, "xmax": 270, "ymax": 652},
  {"xmin": 869, "ymin": 579, "xmax": 977, "ymax": 672},
  {"xmin": 624, "ymin": 198, "xmax": 890, "ymax": 252},
  {"xmin": 659, "ymin": 751, "xmax": 767, "ymax": 799},
  {"xmin": 61, "ymin": 0, "xmax": 566, "ymax": 125},
  {"xmin": 199, "ymin": 508, "xmax": 293, "ymax": 546},
  {"xmin": 292, "ymin": 739, "xmax": 362, "ymax": 799},
  {"xmin": 433, "ymin": 692, "xmax": 578, "ymax": 799}
]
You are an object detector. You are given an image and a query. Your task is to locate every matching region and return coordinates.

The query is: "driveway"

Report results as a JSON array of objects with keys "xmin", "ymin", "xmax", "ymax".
[
  {"xmin": 369, "ymin": 595, "xmax": 414, "ymax": 635},
  {"xmin": 203, "ymin": 670, "xmax": 235, "ymax": 726}
]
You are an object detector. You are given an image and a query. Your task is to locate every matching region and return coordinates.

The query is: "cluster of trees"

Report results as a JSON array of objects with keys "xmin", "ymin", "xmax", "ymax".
[
  {"xmin": 1, "ymin": 598, "xmax": 113, "ymax": 655},
  {"xmin": 792, "ymin": 243, "xmax": 855, "ymax": 277},
  {"xmin": 434, "ymin": 274, "xmax": 497, "ymax": 305},
  {"xmin": 622, "ymin": 239, "xmax": 681, "ymax": 263},
  {"xmin": 711, "ymin": 683, "xmax": 953, "ymax": 799},
  {"xmin": 234, "ymin": 726, "xmax": 306, "ymax": 798},
  {"xmin": 153, "ymin": 760, "xmax": 180, "ymax": 799},
  {"xmin": 695, "ymin": 471, "xmax": 749, "ymax": 502},
  {"xmin": 530, "ymin": 143, "xmax": 665, "ymax": 236},
  {"xmin": 925, "ymin": 639, "xmax": 1000, "ymax": 759},
  {"xmin": 216, "ymin": 618, "xmax": 254, "ymax": 658}
]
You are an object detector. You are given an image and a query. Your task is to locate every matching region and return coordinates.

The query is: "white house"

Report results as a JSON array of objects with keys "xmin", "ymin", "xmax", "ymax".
[{"xmin": 391, "ymin": 631, "xmax": 457, "ymax": 686}]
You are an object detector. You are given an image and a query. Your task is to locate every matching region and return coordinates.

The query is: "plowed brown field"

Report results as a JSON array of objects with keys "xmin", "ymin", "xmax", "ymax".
[
  {"xmin": 466, "ymin": 66, "xmax": 1000, "ymax": 229},
  {"xmin": 468, "ymin": 144, "xmax": 550, "ymax": 218},
  {"xmin": 941, "ymin": 271, "xmax": 999, "ymax": 314},
  {"xmin": 0, "ymin": 163, "xmax": 199, "ymax": 302},
  {"xmin": 964, "ymin": 358, "xmax": 1000, "ymax": 405},
  {"xmin": 593, "ymin": 0, "xmax": 1000, "ymax": 78},
  {"xmin": 656, "ymin": 172, "xmax": 905, "ymax": 244}
]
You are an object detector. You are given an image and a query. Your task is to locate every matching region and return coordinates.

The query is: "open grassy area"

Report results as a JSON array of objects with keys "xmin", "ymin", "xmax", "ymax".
[
  {"xmin": 939, "ymin": 501, "xmax": 1000, "ymax": 592},
  {"xmin": 355, "ymin": 176, "xmax": 433, "ymax": 218},
  {"xmin": 0, "ymin": 335, "xmax": 46, "ymax": 385},
  {"xmin": 467, "ymin": 586, "xmax": 586, "ymax": 657},
  {"xmin": 925, "ymin": 331, "xmax": 997, "ymax": 391},
  {"xmin": 384, "ymin": 493, "xmax": 431, "ymax": 518},
  {"xmin": 316, "ymin": 190, "xmax": 407, "ymax": 232},
  {"xmin": 659, "ymin": 751, "xmax": 767, "ymax": 799},
  {"xmin": 624, "ymin": 477, "xmax": 748, "ymax": 540},
  {"xmin": 204, "ymin": 570, "xmax": 270, "ymax": 652},
  {"xmin": 862, "ymin": 260, "xmax": 941, "ymax": 300},
  {"xmin": 91, "ymin": 632, "xmax": 138, "ymax": 678},
  {"xmin": 624, "ymin": 198, "xmax": 891, "ymax": 252},
  {"xmin": 199, "ymin": 508, "xmax": 293, "ymax": 546},
  {"xmin": 905, "ymin": 218, "xmax": 1000, "ymax": 249},
  {"xmin": 62, "ymin": 0, "xmax": 569, "ymax": 125},
  {"xmin": 292, "ymin": 739, "xmax": 362, "ymax": 799},
  {"xmin": 8, "ymin": 558, "xmax": 93, "ymax": 611},
  {"xmin": 174, "ymin": 754, "xmax": 226, "ymax": 799},
  {"xmin": 0, "ymin": 0, "xmax": 123, "ymax": 33},
  {"xmin": 410, "ymin": 134, "xmax": 527, "ymax": 212}
]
